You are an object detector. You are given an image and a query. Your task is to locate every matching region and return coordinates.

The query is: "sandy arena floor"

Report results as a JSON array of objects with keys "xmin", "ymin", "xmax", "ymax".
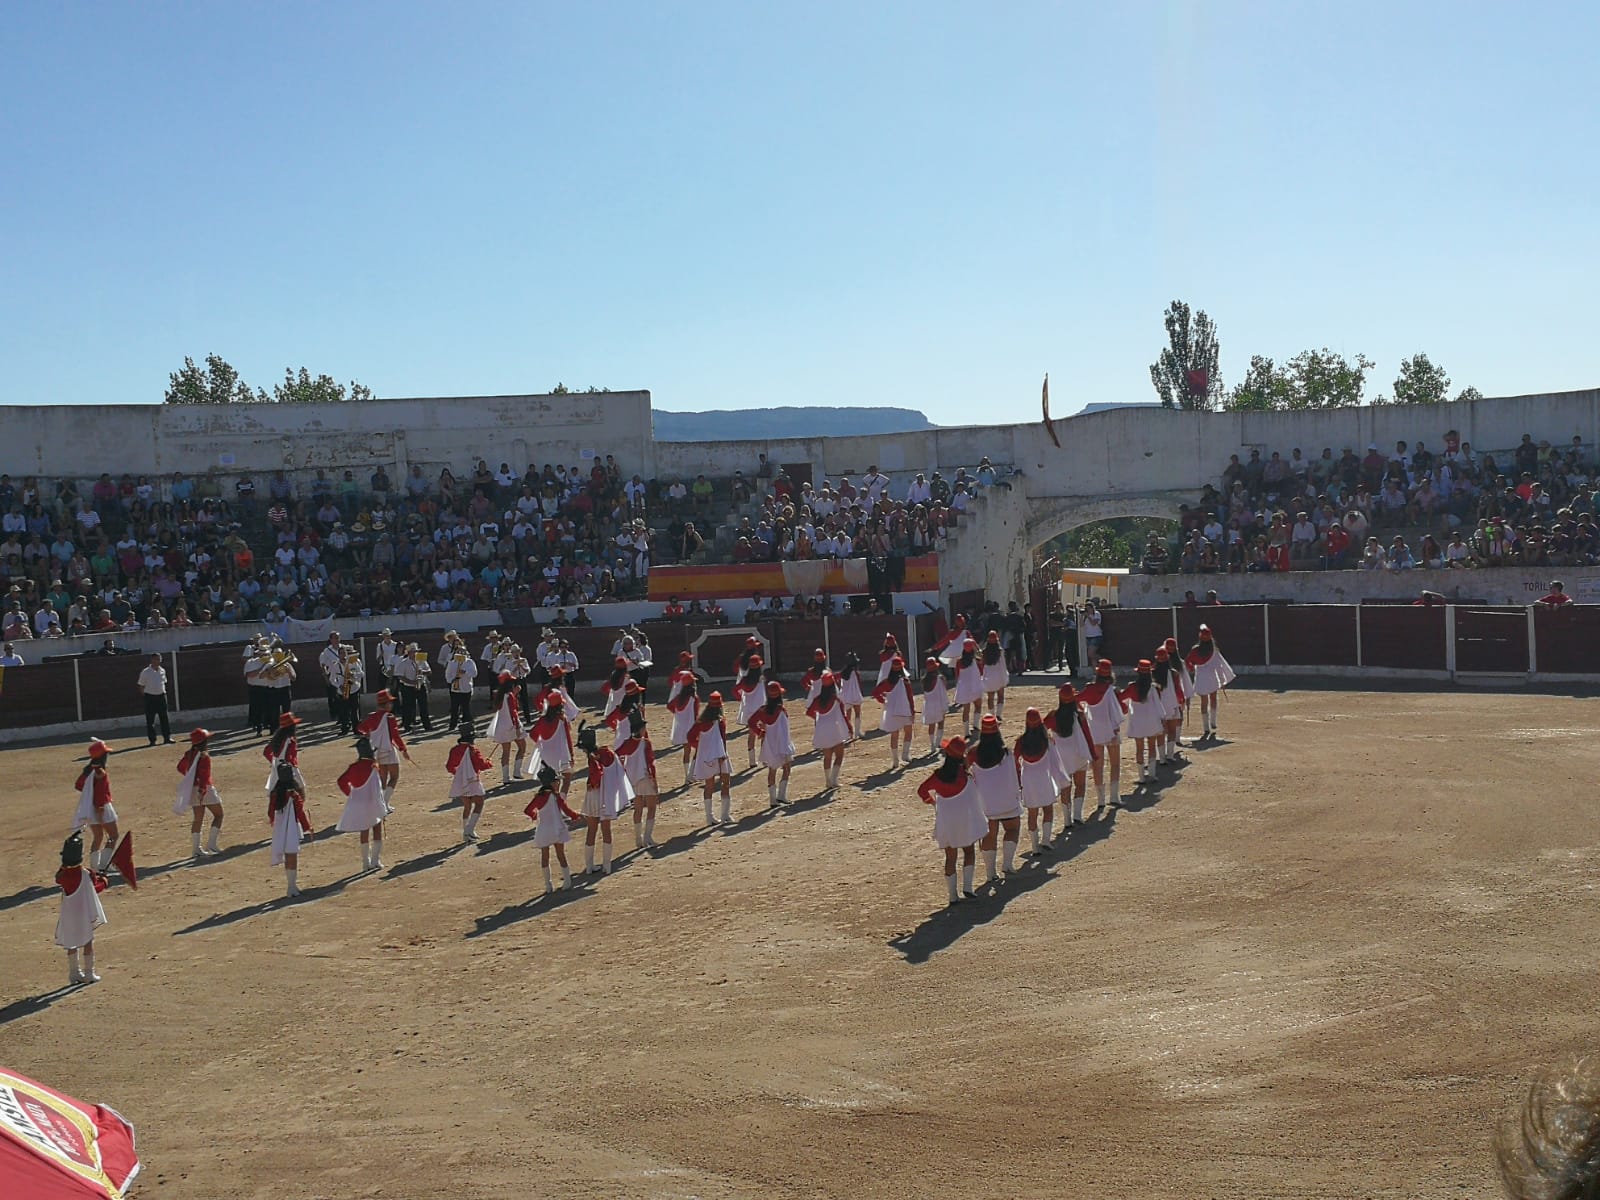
[{"xmin": 2, "ymin": 684, "xmax": 1598, "ymax": 1199}]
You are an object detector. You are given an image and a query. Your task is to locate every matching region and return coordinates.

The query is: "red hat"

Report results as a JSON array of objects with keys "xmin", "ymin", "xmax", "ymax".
[
  {"xmin": 748, "ymin": 655, "xmax": 764, "ymax": 668},
  {"xmin": 1155, "ymin": 647, "xmax": 1170, "ymax": 660},
  {"xmin": 1096, "ymin": 658, "xmax": 1113, "ymax": 677},
  {"xmin": 883, "ymin": 633, "xmax": 897, "ymax": 645},
  {"xmin": 1024, "ymin": 708, "xmax": 1042, "ymax": 727},
  {"xmin": 980, "ymin": 714, "xmax": 1000, "ymax": 733},
  {"xmin": 498, "ymin": 672, "xmax": 514, "ymax": 684},
  {"xmin": 746, "ymin": 635, "xmax": 760, "ymax": 647},
  {"xmin": 1164, "ymin": 637, "xmax": 1179, "ymax": 652},
  {"xmin": 549, "ymin": 665, "xmax": 565, "ymax": 677},
  {"xmin": 1057, "ymin": 683, "xmax": 1077, "ymax": 703},
  {"xmin": 375, "ymin": 689, "xmax": 396, "ymax": 704},
  {"xmin": 188, "ymin": 728, "xmax": 211, "ymax": 745},
  {"xmin": 87, "ymin": 738, "xmax": 110, "ymax": 758},
  {"xmin": 708, "ymin": 690, "xmax": 724, "ymax": 704},
  {"xmin": 624, "ymin": 679, "xmax": 643, "ymax": 695},
  {"xmin": 1137, "ymin": 659, "xmax": 1153, "ymax": 671},
  {"xmin": 678, "ymin": 650, "xmax": 692, "ymax": 664},
  {"xmin": 925, "ymin": 657, "xmax": 940, "ymax": 670},
  {"xmin": 963, "ymin": 638, "xmax": 978, "ymax": 651},
  {"xmin": 1200, "ymin": 625, "xmax": 1214, "ymax": 641},
  {"xmin": 614, "ymin": 656, "xmax": 628, "ymax": 668},
  {"xmin": 278, "ymin": 712, "xmax": 302, "ymax": 728},
  {"xmin": 986, "ymin": 630, "xmax": 1000, "ymax": 642},
  {"xmin": 765, "ymin": 680, "xmax": 784, "ymax": 697},
  {"xmin": 813, "ymin": 647, "xmax": 826, "ymax": 660},
  {"xmin": 820, "ymin": 670, "xmax": 836, "ymax": 686},
  {"xmin": 891, "ymin": 654, "xmax": 905, "ymax": 667},
  {"xmin": 941, "ymin": 735, "xmax": 968, "ymax": 758}
]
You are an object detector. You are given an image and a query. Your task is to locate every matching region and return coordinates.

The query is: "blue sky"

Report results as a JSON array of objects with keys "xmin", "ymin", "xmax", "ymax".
[{"xmin": 3, "ymin": 2, "xmax": 1595, "ymax": 423}]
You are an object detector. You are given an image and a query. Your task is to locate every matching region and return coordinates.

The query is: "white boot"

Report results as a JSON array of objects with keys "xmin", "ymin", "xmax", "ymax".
[
  {"xmin": 82, "ymin": 950, "xmax": 100, "ymax": 983},
  {"xmin": 560, "ymin": 863, "xmax": 572, "ymax": 889},
  {"xmin": 382, "ymin": 785, "xmax": 395, "ymax": 815},
  {"xmin": 644, "ymin": 815, "xmax": 656, "ymax": 846},
  {"xmin": 777, "ymin": 777, "xmax": 788, "ymax": 803},
  {"xmin": 1028, "ymin": 827, "xmax": 1041, "ymax": 853},
  {"xmin": 464, "ymin": 811, "xmax": 480, "ymax": 842},
  {"xmin": 369, "ymin": 837, "xmax": 384, "ymax": 870},
  {"xmin": 1109, "ymin": 774, "xmax": 1121, "ymax": 806},
  {"xmin": 1042, "ymin": 817, "xmax": 1053, "ymax": 844},
  {"xmin": 719, "ymin": 794, "xmax": 732, "ymax": 824},
  {"xmin": 633, "ymin": 821, "xmax": 644, "ymax": 849},
  {"xmin": 945, "ymin": 873, "xmax": 960, "ymax": 904},
  {"xmin": 206, "ymin": 825, "xmax": 221, "ymax": 853},
  {"xmin": 1072, "ymin": 791, "xmax": 1085, "ymax": 823},
  {"xmin": 542, "ymin": 865, "xmax": 553, "ymax": 894},
  {"xmin": 501, "ymin": 765, "xmax": 511, "ymax": 786},
  {"xmin": 602, "ymin": 842, "xmax": 613, "ymax": 875},
  {"xmin": 1095, "ymin": 781, "xmax": 1106, "ymax": 810},
  {"xmin": 768, "ymin": 783, "xmax": 778, "ymax": 807},
  {"xmin": 1002, "ymin": 838, "xmax": 1018, "ymax": 874},
  {"xmin": 983, "ymin": 848, "xmax": 998, "ymax": 883},
  {"xmin": 285, "ymin": 868, "xmax": 300, "ymax": 897},
  {"xmin": 961, "ymin": 861, "xmax": 976, "ymax": 897},
  {"xmin": 360, "ymin": 841, "xmax": 372, "ymax": 870},
  {"xmin": 683, "ymin": 760, "xmax": 692, "ymax": 786},
  {"xmin": 703, "ymin": 795, "xmax": 715, "ymax": 825},
  {"xmin": 584, "ymin": 843, "xmax": 596, "ymax": 874},
  {"xmin": 191, "ymin": 831, "xmax": 203, "ymax": 858},
  {"xmin": 67, "ymin": 950, "xmax": 84, "ymax": 986},
  {"xmin": 747, "ymin": 746, "xmax": 756, "ymax": 770}
]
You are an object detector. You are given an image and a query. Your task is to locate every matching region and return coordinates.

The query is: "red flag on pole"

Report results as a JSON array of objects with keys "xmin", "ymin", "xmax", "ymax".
[{"xmin": 107, "ymin": 834, "xmax": 137, "ymax": 891}]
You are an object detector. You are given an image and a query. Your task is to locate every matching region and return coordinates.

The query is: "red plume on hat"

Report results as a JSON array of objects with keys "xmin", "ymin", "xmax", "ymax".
[
  {"xmin": 1095, "ymin": 658, "xmax": 1112, "ymax": 676},
  {"xmin": 87, "ymin": 738, "xmax": 110, "ymax": 758},
  {"xmin": 1200, "ymin": 625, "xmax": 1214, "ymax": 641},
  {"xmin": 941, "ymin": 735, "xmax": 968, "ymax": 758},
  {"xmin": 1058, "ymin": 683, "xmax": 1077, "ymax": 702},
  {"xmin": 708, "ymin": 690, "xmax": 723, "ymax": 704},
  {"xmin": 1024, "ymin": 707, "xmax": 1043, "ymax": 727},
  {"xmin": 765, "ymin": 680, "xmax": 784, "ymax": 697},
  {"xmin": 980, "ymin": 714, "xmax": 999, "ymax": 733},
  {"xmin": 1137, "ymin": 659, "xmax": 1153, "ymax": 671}
]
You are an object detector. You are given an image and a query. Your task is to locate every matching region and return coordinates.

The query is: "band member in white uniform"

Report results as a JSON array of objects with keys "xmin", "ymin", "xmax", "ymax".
[
  {"xmin": 1118, "ymin": 659, "xmax": 1167, "ymax": 783},
  {"xmin": 336, "ymin": 737, "xmax": 388, "ymax": 871},
  {"xmin": 1043, "ymin": 684, "xmax": 1096, "ymax": 827},
  {"xmin": 485, "ymin": 673, "xmax": 528, "ymax": 786},
  {"xmin": 615, "ymin": 709, "xmax": 660, "ymax": 848},
  {"xmin": 72, "ymin": 739, "xmax": 118, "ymax": 870},
  {"xmin": 834, "ymin": 652, "xmax": 866, "ymax": 733},
  {"xmin": 871, "ymin": 654, "xmax": 916, "ymax": 769},
  {"xmin": 951, "ymin": 639, "xmax": 985, "ymax": 728},
  {"xmin": 876, "ymin": 633, "xmax": 900, "ymax": 684},
  {"xmin": 355, "ymin": 690, "xmax": 412, "ymax": 812},
  {"xmin": 805, "ymin": 673, "xmax": 853, "ymax": 792},
  {"xmin": 55, "ymin": 831, "xmax": 108, "ymax": 985},
  {"xmin": 447, "ymin": 723, "xmax": 494, "ymax": 841},
  {"xmin": 685, "ymin": 691, "xmax": 733, "ymax": 825},
  {"xmin": 917, "ymin": 735, "xmax": 986, "ymax": 905},
  {"xmin": 919, "ymin": 656, "xmax": 951, "ymax": 758},
  {"xmin": 268, "ymin": 761, "xmax": 310, "ymax": 897},
  {"xmin": 173, "ymin": 728, "xmax": 224, "ymax": 858},
  {"xmin": 969, "ymin": 715, "xmax": 1021, "ymax": 884},
  {"xmin": 732, "ymin": 655, "xmax": 767, "ymax": 770},
  {"xmin": 1078, "ymin": 659, "xmax": 1128, "ymax": 810},
  {"xmin": 800, "ymin": 648, "xmax": 829, "ymax": 704},
  {"xmin": 747, "ymin": 680, "xmax": 797, "ymax": 806},
  {"xmin": 524, "ymin": 764, "xmax": 580, "ymax": 893},
  {"xmin": 576, "ymin": 723, "xmax": 634, "ymax": 875},
  {"xmin": 1014, "ymin": 709, "xmax": 1059, "ymax": 855},
  {"xmin": 979, "ymin": 630, "xmax": 1010, "ymax": 719},
  {"xmin": 445, "ymin": 647, "xmax": 478, "ymax": 727},
  {"xmin": 1184, "ymin": 624, "xmax": 1236, "ymax": 739},
  {"xmin": 526, "ymin": 693, "xmax": 576, "ymax": 795}
]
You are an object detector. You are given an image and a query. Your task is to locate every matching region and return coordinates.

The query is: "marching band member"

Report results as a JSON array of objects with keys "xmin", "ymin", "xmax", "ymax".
[
  {"xmin": 324, "ymin": 645, "xmax": 364, "ymax": 736},
  {"xmin": 446, "ymin": 723, "xmax": 493, "ymax": 841},
  {"xmin": 876, "ymin": 633, "xmax": 900, "ymax": 684},
  {"xmin": 747, "ymin": 680, "xmax": 797, "ymax": 806},
  {"xmin": 525, "ymin": 764, "xmax": 579, "ymax": 894},
  {"xmin": 243, "ymin": 637, "xmax": 270, "ymax": 736},
  {"xmin": 577, "ymin": 723, "xmax": 634, "ymax": 874},
  {"xmin": 665, "ymin": 653, "xmax": 699, "ymax": 782},
  {"xmin": 478, "ymin": 631, "xmax": 503, "ymax": 697},
  {"xmin": 919, "ymin": 656, "xmax": 951, "ymax": 758},
  {"xmin": 263, "ymin": 712, "xmax": 309, "ymax": 799},
  {"xmin": 55, "ymin": 831, "xmax": 108, "ymax": 985},
  {"xmin": 1164, "ymin": 636, "xmax": 1194, "ymax": 745},
  {"xmin": 374, "ymin": 628, "xmax": 402, "ymax": 690},
  {"xmin": 620, "ymin": 629, "xmax": 652, "ymax": 690},
  {"xmin": 391, "ymin": 643, "xmax": 421, "ymax": 729},
  {"xmin": 1118, "ymin": 659, "xmax": 1166, "ymax": 784},
  {"xmin": 409, "ymin": 643, "xmax": 435, "ymax": 732},
  {"xmin": 733, "ymin": 654, "xmax": 767, "ymax": 770},
  {"xmin": 445, "ymin": 645, "xmax": 478, "ymax": 726},
  {"xmin": 527, "ymin": 692, "xmax": 576, "ymax": 795},
  {"xmin": 72, "ymin": 739, "xmax": 118, "ymax": 870},
  {"xmin": 1152, "ymin": 648, "xmax": 1184, "ymax": 765},
  {"xmin": 615, "ymin": 709, "xmax": 660, "ymax": 848},
  {"xmin": 355, "ymin": 689, "xmax": 412, "ymax": 812},
  {"xmin": 917, "ymin": 735, "xmax": 985, "ymax": 905},
  {"xmin": 267, "ymin": 761, "xmax": 310, "ymax": 897},
  {"xmin": 173, "ymin": 728, "xmax": 224, "ymax": 858},
  {"xmin": 507, "ymin": 645, "xmax": 533, "ymax": 716},
  {"xmin": 952, "ymin": 638, "xmax": 985, "ymax": 728},
  {"xmin": 731, "ymin": 634, "xmax": 761, "ymax": 683},
  {"xmin": 685, "ymin": 691, "xmax": 733, "ymax": 825},
  {"xmin": 871, "ymin": 654, "xmax": 916, "ymax": 768},
  {"xmin": 336, "ymin": 736, "xmax": 388, "ymax": 871},
  {"xmin": 1078, "ymin": 659, "xmax": 1127, "ymax": 810},
  {"xmin": 979, "ymin": 630, "xmax": 1010, "ymax": 719},
  {"xmin": 834, "ymin": 651, "xmax": 866, "ymax": 732},
  {"xmin": 930, "ymin": 614, "xmax": 970, "ymax": 667},
  {"xmin": 969, "ymin": 715, "xmax": 1022, "ymax": 883},
  {"xmin": 1014, "ymin": 709, "xmax": 1059, "ymax": 855},
  {"xmin": 318, "ymin": 632, "xmax": 346, "ymax": 728},
  {"xmin": 1184, "ymin": 624, "xmax": 1236, "ymax": 739},
  {"xmin": 531, "ymin": 665, "xmax": 581, "ymax": 724},
  {"xmin": 485, "ymin": 673, "xmax": 528, "ymax": 785},
  {"xmin": 805, "ymin": 672, "xmax": 853, "ymax": 791},
  {"xmin": 603, "ymin": 680, "xmax": 645, "ymax": 747},
  {"xmin": 800, "ymin": 648, "xmax": 829, "ymax": 703},
  {"xmin": 600, "ymin": 656, "xmax": 633, "ymax": 721},
  {"xmin": 259, "ymin": 640, "xmax": 297, "ymax": 723},
  {"xmin": 1043, "ymin": 684, "xmax": 1096, "ymax": 827}
]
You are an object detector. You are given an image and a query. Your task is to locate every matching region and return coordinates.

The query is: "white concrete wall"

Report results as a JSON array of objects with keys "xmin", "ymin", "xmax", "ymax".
[
  {"xmin": 0, "ymin": 391, "xmax": 655, "ymax": 488},
  {"xmin": 1119, "ymin": 564, "xmax": 1600, "ymax": 608}
]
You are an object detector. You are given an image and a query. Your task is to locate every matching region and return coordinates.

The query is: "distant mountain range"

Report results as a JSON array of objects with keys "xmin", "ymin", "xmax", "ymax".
[{"xmin": 653, "ymin": 406, "xmax": 938, "ymax": 442}]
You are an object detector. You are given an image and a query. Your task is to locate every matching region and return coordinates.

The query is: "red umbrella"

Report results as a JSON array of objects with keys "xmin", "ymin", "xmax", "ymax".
[{"xmin": 0, "ymin": 1066, "xmax": 140, "ymax": 1198}]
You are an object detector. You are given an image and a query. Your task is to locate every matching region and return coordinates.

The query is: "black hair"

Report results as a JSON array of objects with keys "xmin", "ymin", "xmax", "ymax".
[
  {"xmin": 973, "ymin": 730, "xmax": 1007, "ymax": 769},
  {"xmin": 270, "ymin": 763, "xmax": 299, "ymax": 813},
  {"xmin": 268, "ymin": 725, "xmax": 294, "ymax": 758},
  {"xmin": 1134, "ymin": 672, "xmax": 1153, "ymax": 702},
  {"xmin": 816, "ymin": 682, "xmax": 837, "ymax": 706},
  {"xmin": 1054, "ymin": 698, "xmax": 1086, "ymax": 742},
  {"xmin": 1153, "ymin": 658, "xmax": 1171, "ymax": 688},
  {"xmin": 1189, "ymin": 640, "xmax": 1214, "ymax": 663},
  {"xmin": 1018, "ymin": 723, "xmax": 1049, "ymax": 757},
  {"xmin": 981, "ymin": 641, "xmax": 1004, "ymax": 667},
  {"xmin": 762, "ymin": 692, "xmax": 784, "ymax": 718},
  {"xmin": 934, "ymin": 751, "xmax": 964, "ymax": 784},
  {"xmin": 576, "ymin": 722, "xmax": 598, "ymax": 754},
  {"xmin": 838, "ymin": 652, "xmax": 859, "ymax": 681}
]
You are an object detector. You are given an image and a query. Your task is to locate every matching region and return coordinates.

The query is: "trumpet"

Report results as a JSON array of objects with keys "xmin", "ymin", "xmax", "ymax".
[
  {"xmin": 261, "ymin": 646, "xmax": 298, "ymax": 676},
  {"xmin": 340, "ymin": 646, "xmax": 361, "ymax": 699},
  {"xmin": 412, "ymin": 649, "xmax": 433, "ymax": 678}
]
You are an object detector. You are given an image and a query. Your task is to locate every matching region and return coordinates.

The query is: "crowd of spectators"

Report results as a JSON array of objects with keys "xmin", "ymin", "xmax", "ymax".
[
  {"xmin": 1154, "ymin": 430, "xmax": 1600, "ymax": 574},
  {"xmin": 0, "ymin": 454, "xmax": 658, "ymax": 640}
]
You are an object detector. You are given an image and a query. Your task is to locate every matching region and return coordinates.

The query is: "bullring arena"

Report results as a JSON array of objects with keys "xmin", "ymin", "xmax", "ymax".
[{"xmin": 6, "ymin": 388, "xmax": 1600, "ymax": 1197}]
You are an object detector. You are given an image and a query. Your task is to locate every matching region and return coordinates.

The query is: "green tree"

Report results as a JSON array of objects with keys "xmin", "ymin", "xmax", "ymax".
[
  {"xmin": 551, "ymin": 382, "xmax": 570, "ymax": 394},
  {"xmin": 1392, "ymin": 353, "xmax": 1451, "ymax": 405},
  {"xmin": 1044, "ymin": 517, "xmax": 1177, "ymax": 570},
  {"xmin": 1454, "ymin": 385, "xmax": 1484, "ymax": 403},
  {"xmin": 1149, "ymin": 300, "xmax": 1223, "ymax": 411},
  {"xmin": 271, "ymin": 368, "xmax": 373, "ymax": 404},
  {"xmin": 1225, "ymin": 355, "xmax": 1295, "ymax": 412},
  {"xmin": 1286, "ymin": 347, "xmax": 1374, "ymax": 408},
  {"xmin": 164, "ymin": 353, "xmax": 256, "ymax": 405}
]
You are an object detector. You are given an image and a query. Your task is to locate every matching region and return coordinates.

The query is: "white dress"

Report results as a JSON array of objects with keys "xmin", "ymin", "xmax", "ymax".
[
  {"xmin": 581, "ymin": 754, "xmax": 635, "ymax": 820},
  {"xmin": 875, "ymin": 655, "xmax": 895, "ymax": 685},
  {"xmin": 365, "ymin": 714, "xmax": 402, "ymax": 766},
  {"xmin": 54, "ymin": 870, "xmax": 106, "ymax": 949},
  {"xmin": 737, "ymin": 684, "xmax": 765, "ymax": 726},
  {"xmin": 336, "ymin": 768, "xmax": 387, "ymax": 833},
  {"xmin": 449, "ymin": 749, "xmax": 486, "ymax": 798},
  {"xmin": 756, "ymin": 709, "xmax": 797, "ymax": 768},
  {"xmin": 971, "ymin": 757, "xmax": 1022, "ymax": 821},
  {"xmin": 172, "ymin": 757, "xmax": 219, "ymax": 815},
  {"xmin": 601, "ymin": 682, "xmax": 626, "ymax": 720},
  {"xmin": 920, "ymin": 677, "xmax": 950, "ymax": 725},
  {"xmin": 1190, "ymin": 650, "xmax": 1237, "ymax": 696},
  {"xmin": 1017, "ymin": 747, "xmax": 1060, "ymax": 809},
  {"xmin": 1051, "ymin": 713, "xmax": 1095, "ymax": 777},
  {"xmin": 1123, "ymin": 686, "xmax": 1167, "ymax": 739},
  {"xmin": 1154, "ymin": 678, "xmax": 1180, "ymax": 721},
  {"xmin": 837, "ymin": 672, "xmax": 865, "ymax": 707},
  {"xmin": 528, "ymin": 792, "xmax": 572, "ymax": 847},
  {"xmin": 486, "ymin": 696, "xmax": 522, "ymax": 746},
  {"xmin": 269, "ymin": 803, "xmax": 302, "ymax": 866},
  {"xmin": 691, "ymin": 721, "xmax": 731, "ymax": 782},
  {"xmin": 620, "ymin": 741, "xmax": 658, "ymax": 797},
  {"xmin": 981, "ymin": 655, "xmax": 1010, "ymax": 694},
  {"xmin": 528, "ymin": 719, "xmax": 573, "ymax": 776},
  {"xmin": 810, "ymin": 701, "xmax": 852, "ymax": 751},
  {"xmin": 1082, "ymin": 686, "xmax": 1126, "ymax": 746},
  {"xmin": 928, "ymin": 776, "xmax": 989, "ymax": 848},
  {"xmin": 668, "ymin": 699, "xmax": 697, "ymax": 747},
  {"xmin": 952, "ymin": 661, "xmax": 985, "ymax": 706},
  {"xmin": 877, "ymin": 679, "xmax": 915, "ymax": 733},
  {"xmin": 72, "ymin": 773, "xmax": 115, "ymax": 829}
]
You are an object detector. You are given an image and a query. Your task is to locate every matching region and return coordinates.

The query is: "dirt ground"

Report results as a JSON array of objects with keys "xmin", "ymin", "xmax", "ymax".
[{"xmin": 3, "ymin": 683, "xmax": 1597, "ymax": 1199}]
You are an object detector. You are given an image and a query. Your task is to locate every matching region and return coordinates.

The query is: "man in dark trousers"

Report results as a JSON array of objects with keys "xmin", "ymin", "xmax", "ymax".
[{"xmin": 137, "ymin": 653, "xmax": 173, "ymax": 745}]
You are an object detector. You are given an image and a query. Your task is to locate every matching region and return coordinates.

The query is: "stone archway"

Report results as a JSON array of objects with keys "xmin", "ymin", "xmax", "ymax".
[{"xmin": 1023, "ymin": 490, "xmax": 1192, "ymax": 551}]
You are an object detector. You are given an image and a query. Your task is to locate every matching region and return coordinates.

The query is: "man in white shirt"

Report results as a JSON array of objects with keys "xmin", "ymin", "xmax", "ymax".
[
  {"xmin": 318, "ymin": 632, "xmax": 347, "ymax": 725},
  {"xmin": 137, "ymin": 653, "xmax": 173, "ymax": 746},
  {"xmin": 374, "ymin": 629, "xmax": 401, "ymax": 685},
  {"xmin": 445, "ymin": 646, "xmax": 477, "ymax": 725},
  {"xmin": 904, "ymin": 473, "xmax": 932, "ymax": 505},
  {"xmin": 0, "ymin": 641, "xmax": 23, "ymax": 666}
]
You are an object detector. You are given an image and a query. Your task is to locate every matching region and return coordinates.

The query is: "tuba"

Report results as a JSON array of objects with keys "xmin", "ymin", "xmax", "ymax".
[
  {"xmin": 261, "ymin": 644, "xmax": 298, "ymax": 679},
  {"xmin": 340, "ymin": 646, "xmax": 361, "ymax": 699}
]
